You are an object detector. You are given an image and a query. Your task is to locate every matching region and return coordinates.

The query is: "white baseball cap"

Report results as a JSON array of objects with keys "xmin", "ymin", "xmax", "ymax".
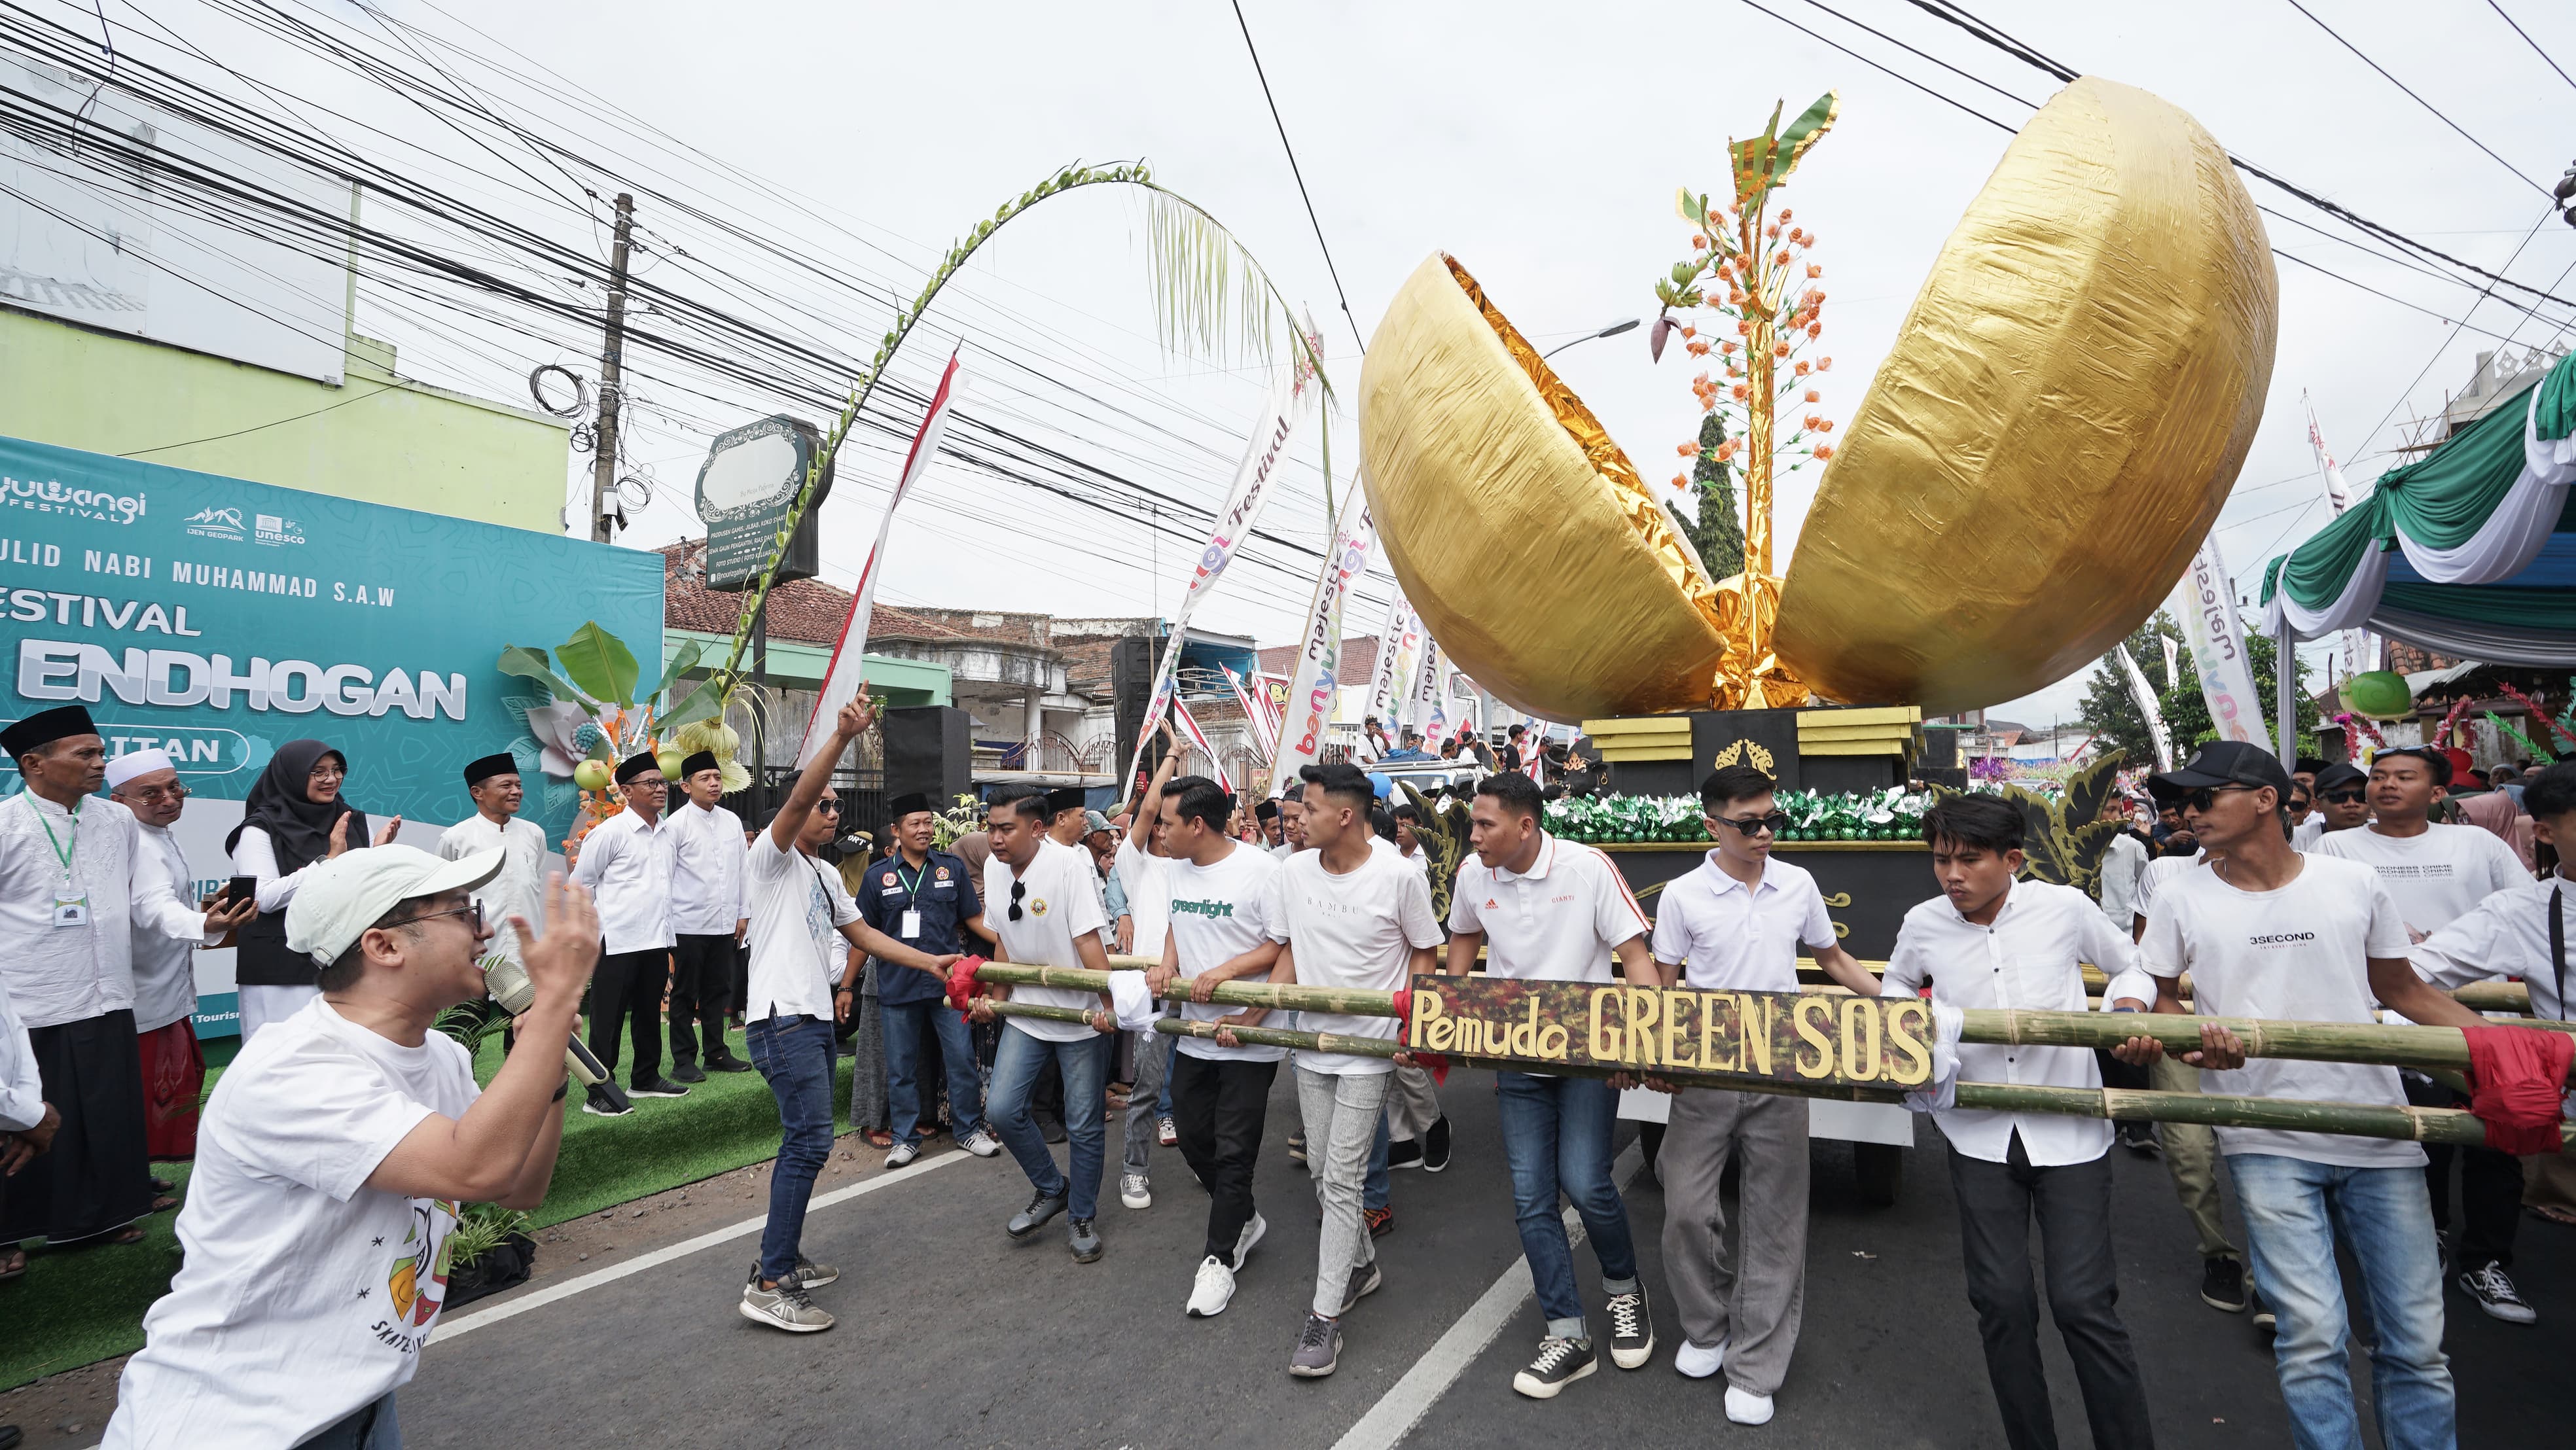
[{"xmin": 285, "ymin": 844, "xmax": 505, "ymax": 967}]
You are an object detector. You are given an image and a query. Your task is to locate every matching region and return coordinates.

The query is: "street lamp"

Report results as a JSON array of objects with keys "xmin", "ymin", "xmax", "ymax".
[{"xmin": 1542, "ymin": 317, "xmax": 1641, "ymax": 359}]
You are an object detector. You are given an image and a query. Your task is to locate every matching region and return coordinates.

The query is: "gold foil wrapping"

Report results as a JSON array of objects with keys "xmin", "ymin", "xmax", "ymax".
[
  {"xmin": 1776, "ymin": 77, "xmax": 2278, "ymax": 713},
  {"xmin": 1360, "ymin": 255, "xmax": 1732, "ymax": 722}
]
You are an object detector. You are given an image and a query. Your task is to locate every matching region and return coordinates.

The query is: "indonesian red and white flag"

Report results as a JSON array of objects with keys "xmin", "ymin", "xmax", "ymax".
[
  {"xmin": 1172, "ymin": 696, "xmax": 1232, "ymax": 794},
  {"xmin": 1224, "ymin": 665, "xmax": 1275, "ymax": 756},
  {"xmin": 800, "ymin": 353, "xmax": 965, "ymax": 766}
]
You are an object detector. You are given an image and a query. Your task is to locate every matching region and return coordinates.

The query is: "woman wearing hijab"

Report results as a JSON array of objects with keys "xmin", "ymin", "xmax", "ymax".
[{"xmin": 225, "ymin": 741, "xmax": 400, "ymax": 1038}]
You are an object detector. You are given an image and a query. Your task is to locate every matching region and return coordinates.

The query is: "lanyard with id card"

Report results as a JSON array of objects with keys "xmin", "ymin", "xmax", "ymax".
[
  {"xmin": 26, "ymin": 795, "xmax": 89, "ymax": 927},
  {"xmin": 895, "ymin": 859, "xmax": 925, "ymax": 940}
]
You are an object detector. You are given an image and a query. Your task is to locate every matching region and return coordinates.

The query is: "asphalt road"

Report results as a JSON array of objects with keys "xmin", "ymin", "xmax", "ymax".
[{"xmin": 401, "ymin": 1069, "xmax": 2569, "ymax": 1449}]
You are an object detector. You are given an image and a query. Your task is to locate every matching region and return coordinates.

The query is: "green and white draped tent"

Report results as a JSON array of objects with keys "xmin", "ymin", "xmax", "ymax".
[{"xmin": 2261, "ymin": 351, "xmax": 2576, "ymax": 664}]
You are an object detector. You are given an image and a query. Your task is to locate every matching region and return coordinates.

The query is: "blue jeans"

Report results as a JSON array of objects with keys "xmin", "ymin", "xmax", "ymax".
[
  {"xmin": 1364, "ymin": 1108, "xmax": 1391, "ymax": 1211},
  {"xmin": 883, "ymin": 999, "xmax": 984, "ymax": 1148},
  {"xmin": 2232, "ymin": 1152, "xmax": 2455, "ymax": 1450},
  {"xmin": 1494, "ymin": 1071, "xmax": 1639, "ymax": 1339},
  {"xmin": 745, "ymin": 1014, "xmax": 838, "ymax": 1283},
  {"xmin": 988, "ymin": 1021, "xmax": 1109, "ymax": 1220},
  {"xmin": 1155, "ymin": 1034, "xmax": 1176, "ymax": 1118}
]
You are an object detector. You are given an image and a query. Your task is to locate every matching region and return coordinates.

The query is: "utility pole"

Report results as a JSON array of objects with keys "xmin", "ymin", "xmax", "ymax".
[{"xmin": 589, "ymin": 192, "xmax": 635, "ymax": 543}]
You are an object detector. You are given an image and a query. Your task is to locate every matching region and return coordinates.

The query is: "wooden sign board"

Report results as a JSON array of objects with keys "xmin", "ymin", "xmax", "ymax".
[{"xmin": 1406, "ymin": 976, "xmax": 1935, "ymax": 1091}]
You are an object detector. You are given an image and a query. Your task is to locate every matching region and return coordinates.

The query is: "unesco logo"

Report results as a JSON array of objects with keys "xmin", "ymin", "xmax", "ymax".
[{"xmin": 254, "ymin": 513, "xmax": 306, "ymax": 547}]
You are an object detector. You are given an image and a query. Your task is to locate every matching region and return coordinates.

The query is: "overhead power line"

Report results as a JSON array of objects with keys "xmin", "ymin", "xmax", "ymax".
[
  {"xmin": 2487, "ymin": 1, "xmax": 2576, "ymax": 96},
  {"xmin": 2283, "ymin": 0, "xmax": 2550, "ymax": 200},
  {"xmin": 1228, "ymin": 0, "xmax": 1363, "ymax": 355}
]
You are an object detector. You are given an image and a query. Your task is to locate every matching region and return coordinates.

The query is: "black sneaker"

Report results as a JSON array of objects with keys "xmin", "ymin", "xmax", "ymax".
[
  {"xmin": 1605, "ymin": 1288, "xmax": 1655, "ymax": 1370},
  {"xmin": 707, "ymin": 1055, "xmax": 753, "ymax": 1073},
  {"xmin": 2119, "ymin": 1124, "xmax": 2160, "ymax": 1157},
  {"xmin": 2200, "ymin": 1256, "xmax": 2248, "ymax": 1313},
  {"xmin": 1512, "ymin": 1335, "xmax": 1598, "ymax": 1399},
  {"xmin": 630, "ymin": 1078, "xmax": 690, "ymax": 1099},
  {"xmin": 1422, "ymin": 1115, "xmax": 1452, "ymax": 1173},
  {"xmin": 581, "ymin": 1084, "xmax": 633, "ymax": 1117},
  {"xmin": 1008, "ymin": 1189, "xmax": 1068, "ymax": 1239},
  {"xmin": 1069, "ymin": 1217, "xmax": 1103, "ymax": 1264},
  {"xmin": 669, "ymin": 1061, "xmax": 707, "ymax": 1084},
  {"xmin": 2459, "ymin": 1263, "xmax": 2537, "ymax": 1324},
  {"xmin": 1039, "ymin": 1116, "xmax": 1068, "ymax": 1145},
  {"xmin": 1387, "ymin": 1139, "xmax": 1424, "ymax": 1170}
]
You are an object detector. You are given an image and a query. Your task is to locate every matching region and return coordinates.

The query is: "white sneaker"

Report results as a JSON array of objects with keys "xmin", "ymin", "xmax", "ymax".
[
  {"xmin": 884, "ymin": 1141, "xmax": 918, "ymax": 1169},
  {"xmin": 1185, "ymin": 1254, "xmax": 1237, "ymax": 1318},
  {"xmin": 1121, "ymin": 1172, "xmax": 1153, "ymax": 1210},
  {"xmin": 959, "ymin": 1127, "xmax": 1001, "ymax": 1158},
  {"xmin": 1232, "ymin": 1211, "xmax": 1268, "ymax": 1269},
  {"xmin": 1725, "ymin": 1387, "xmax": 1774, "ymax": 1425},
  {"xmin": 1674, "ymin": 1338, "xmax": 1726, "ymax": 1380}
]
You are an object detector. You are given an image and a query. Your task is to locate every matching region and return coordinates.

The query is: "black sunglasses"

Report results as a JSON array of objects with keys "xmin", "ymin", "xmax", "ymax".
[
  {"xmin": 1008, "ymin": 879, "xmax": 1026, "ymax": 922},
  {"xmin": 2321, "ymin": 788, "xmax": 2367, "ymax": 805},
  {"xmin": 1711, "ymin": 811, "xmax": 1790, "ymax": 836},
  {"xmin": 816, "ymin": 798, "xmax": 841, "ymax": 815},
  {"xmin": 2179, "ymin": 783, "xmax": 2261, "ymax": 813}
]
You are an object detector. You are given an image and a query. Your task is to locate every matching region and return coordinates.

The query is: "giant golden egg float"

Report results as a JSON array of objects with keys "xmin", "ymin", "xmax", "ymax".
[{"xmin": 1358, "ymin": 77, "xmax": 2276, "ymax": 719}]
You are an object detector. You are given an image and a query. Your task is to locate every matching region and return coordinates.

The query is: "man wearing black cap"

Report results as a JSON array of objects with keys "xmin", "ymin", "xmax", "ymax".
[
  {"xmin": 568, "ymin": 751, "xmax": 687, "ymax": 1112},
  {"xmin": 1, "ymin": 706, "xmax": 249, "ymax": 1252},
  {"xmin": 437, "ymin": 753, "xmax": 550, "ymax": 974},
  {"xmin": 2117, "ymin": 739, "xmax": 2496, "ymax": 1449},
  {"xmin": 666, "ymin": 751, "xmax": 749, "ymax": 1082},
  {"xmin": 1045, "ymin": 786, "xmax": 1091, "ymax": 849},
  {"xmin": 2309, "ymin": 762, "xmax": 2370, "ymax": 838},
  {"xmin": 853, "ymin": 792, "xmax": 999, "ymax": 1167}
]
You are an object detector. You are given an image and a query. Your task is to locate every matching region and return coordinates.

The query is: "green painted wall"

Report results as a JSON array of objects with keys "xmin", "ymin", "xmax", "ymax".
[
  {"xmin": 0, "ymin": 311, "xmax": 567, "ymax": 533},
  {"xmin": 664, "ymin": 628, "xmax": 952, "ymax": 705}
]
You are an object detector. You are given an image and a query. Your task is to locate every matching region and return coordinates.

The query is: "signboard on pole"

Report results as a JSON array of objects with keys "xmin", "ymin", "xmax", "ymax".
[
  {"xmin": 695, "ymin": 415, "xmax": 833, "ymax": 590},
  {"xmin": 1407, "ymin": 976, "xmax": 1935, "ymax": 1090}
]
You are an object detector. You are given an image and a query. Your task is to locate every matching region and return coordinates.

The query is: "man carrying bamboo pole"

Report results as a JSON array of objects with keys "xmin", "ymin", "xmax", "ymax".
[
  {"xmin": 1268, "ymin": 762, "xmax": 1444, "ymax": 1376},
  {"xmin": 1884, "ymin": 793, "xmax": 2156, "ymax": 1450},
  {"xmin": 1645, "ymin": 764, "xmax": 1879, "ymax": 1426},
  {"xmin": 1117, "ymin": 732, "xmax": 1181, "ymax": 1212},
  {"xmin": 1142, "ymin": 773, "xmax": 1285, "ymax": 1318},
  {"xmin": 1446, "ymin": 770, "xmax": 1656, "ymax": 1401},
  {"xmin": 2119, "ymin": 740, "xmax": 2496, "ymax": 1450},
  {"xmin": 2401, "ymin": 758, "xmax": 2576, "ymax": 1324}
]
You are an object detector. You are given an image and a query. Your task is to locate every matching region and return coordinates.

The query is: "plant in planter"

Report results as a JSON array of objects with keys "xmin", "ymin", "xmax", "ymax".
[{"xmin": 442, "ymin": 1201, "xmax": 538, "ymax": 1310}]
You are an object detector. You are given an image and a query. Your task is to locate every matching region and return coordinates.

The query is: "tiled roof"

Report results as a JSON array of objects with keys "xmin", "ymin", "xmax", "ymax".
[
  {"xmin": 868, "ymin": 606, "xmax": 1053, "ymax": 648},
  {"xmin": 659, "ymin": 541, "xmax": 852, "ymax": 646}
]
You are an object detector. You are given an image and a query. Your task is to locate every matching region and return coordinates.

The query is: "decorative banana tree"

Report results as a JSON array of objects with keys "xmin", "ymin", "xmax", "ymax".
[
  {"xmin": 696, "ymin": 160, "xmax": 1330, "ymax": 720},
  {"xmin": 497, "ymin": 623, "xmax": 728, "ymax": 842}
]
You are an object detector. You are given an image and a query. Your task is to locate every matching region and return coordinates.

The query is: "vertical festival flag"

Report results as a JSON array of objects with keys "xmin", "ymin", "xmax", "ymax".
[
  {"xmin": 1363, "ymin": 592, "xmax": 1416, "ymax": 726},
  {"xmin": 801, "ymin": 353, "xmax": 965, "ymax": 766},
  {"xmin": 2117, "ymin": 642, "xmax": 2175, "ymax": 772},
  {"xmin": 1170, "ymin": 696, "xmax": 1232, "ymax": 793},
  {"xmin": 1406, "ymin": 635, "xmax": 1446, "ymax": 745},
  {"xmin": 1124, "ymin": 361, "xmax": 1317, "ymax": 796},
  {"xmin": 2159, "ymin": 633, "xmax": 2179, "ymax": 694},
  {"xmin": 1257, "ymin": 673, "xmax": 1289, "ymax": 747},
  {"xmin": 2176, "ymin": 535, "xmax": 2270, "ymax": 747},
  {"xmin": 1223, "ymin": 664, "xmax": 1276, "ymax": 757},
  {"xmin": 1268, "ymin": 485, "xmax": 1374, "ymax": 792},
  {"xmin": 2304, "ymin": 390, "xmax": 2372, "ymax": 677}
]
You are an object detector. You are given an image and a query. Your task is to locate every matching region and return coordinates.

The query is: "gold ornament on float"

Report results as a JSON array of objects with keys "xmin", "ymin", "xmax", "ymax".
[{"xmin": 1775, "ymin": 77, "xmax": 2277, "ymax": 713}]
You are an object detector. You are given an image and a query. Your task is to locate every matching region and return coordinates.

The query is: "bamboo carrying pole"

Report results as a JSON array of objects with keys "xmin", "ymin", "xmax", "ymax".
[
  {"xmin": 1789, "ymin": 963, "xmax": 2535, "ymax": 1016},
  {"xmin": 1958, "ymin": 1006, "xmax": 2576, "ymax": 1078},
  {"xmin": 965, "ymin": 1000, "xmax": 2574, "ymax": 1151}
]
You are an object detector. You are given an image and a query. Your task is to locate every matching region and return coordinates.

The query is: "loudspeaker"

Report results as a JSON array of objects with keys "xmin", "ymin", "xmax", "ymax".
[
  {"xmin": 884, "ymin": 706, "xmax": 971, "ymax": 806},
  {"xmin": 1111, "ymin": 635, "xmax": 1166, "ymax": 795}
]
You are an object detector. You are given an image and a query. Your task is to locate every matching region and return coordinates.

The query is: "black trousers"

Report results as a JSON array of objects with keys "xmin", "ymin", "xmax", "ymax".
[
  {"xmin": 0, "ymin": 1010, "xmax": 152, "ymax": 1244},
  {"xmin": 1946, "ymin": 1135, "xmax": 2153, "ymax": 1450},
  {"xmin": 2405, "ymin": 1072, "xmax": 2523, "ymax": 1269},
  {"xmin": 668, "ymin": 933, "xmax": 739, "ymax": 1066},
  {"xmin": 1172, "ymin": 1053, "xmax": 1278, "ymax": 1263},
  {"xmin": 586, "ymin": 947, "xmax": 667, "ymax": 1088}
]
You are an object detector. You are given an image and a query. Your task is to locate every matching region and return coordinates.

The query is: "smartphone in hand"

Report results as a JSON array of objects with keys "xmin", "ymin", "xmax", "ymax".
[{"xmin": 224, "ymin": 875, "xmax": 259, "ymax": 908}]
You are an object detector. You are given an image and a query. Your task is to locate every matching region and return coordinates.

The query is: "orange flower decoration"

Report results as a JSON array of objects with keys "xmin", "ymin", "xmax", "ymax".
[
  {"xmin": 1793, "ymin": 359, "xmax": 1810, "ymax": 375},
  {"xmin": 1812, "ymin": 443, "xmax": 1835, "ymax": 460},
  {"xmin": 1731, "ymin": 383, "xmax": 1749, "ymax": 400},
  {"xmin": 1680, "ymin": 325, "xmax": 1696, "ymax": 339},
  {"xmin": 1804, "ymin": 389, "xmax": 1820, "ymax": 403},
  {"xmin": 1691, "ymin": 234, "xmax": 1708, "ymax": 249},
  {"xmin": 1687, "ymin": 340, "xmax": 1711, "ymax": 356},
  {"xmin": 1808, "ymin": 323, "xmax": 1823, "ymax": 338},
  {"xmin": 1672, "ymin": 473, "xmax": 1688, "ymax": 488},
  {"xmin": 1806, "ymin": 262, "xmax": 1823, "ymax": 279},
  {"xmin": 1773, "ymin": 341, "xmax": 1791, "ymax": 358},
  {"xmin": 1816, "ymin": 419, "xmax": 1834, "ymax": 433},
  {"xmin": 1778, "ymin": 208, "xmax": 1793, "ymax": 221},
  {"xmin": 1818, "ymin": 356, "xmax": 1834, "ymax": 371},
  {"xmin": 1677, "ymin": 442, "xmax": 1698, "ymax": 457}
]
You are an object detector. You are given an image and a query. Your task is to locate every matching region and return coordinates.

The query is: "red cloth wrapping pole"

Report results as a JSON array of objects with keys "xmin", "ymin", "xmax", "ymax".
[
  {"xmin": 2462, "ymin": 1023, "xmax": 2574, "ymax": 1155},
  {"xmin": 945, "ymin": 955, "xmax": 988, "ymax": 1013},
  {"xmin": 1388, "ymin": 989, "xmax": 1448, "ymax": 1082}
]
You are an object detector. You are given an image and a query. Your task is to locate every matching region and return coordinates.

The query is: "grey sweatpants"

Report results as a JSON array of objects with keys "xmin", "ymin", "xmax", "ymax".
[
  {"xmin": 1297, "ymin": 1065, "xmax": 1391, "ymax": 1317},
  {"xmin": 1120, "ymin": 1027, "xmax": 1171, "ymax": 1176},
  {"xmin": 1385, "ymin": 1061, "xmax": 1442, "ymax": 1144},
  {"xmin": 2150, "ymin": 1052, "xmax": 2238, "ymax": 1261},
  {"xmin": 1660, "ymin": 1088, "xmax": 1808, "ymax": 1396}
]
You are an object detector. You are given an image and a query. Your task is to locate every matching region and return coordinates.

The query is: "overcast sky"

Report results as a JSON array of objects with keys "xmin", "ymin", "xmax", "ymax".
[{"xmin": 153, "ymin": 1, "xmax": 2576, "ymax": 724}]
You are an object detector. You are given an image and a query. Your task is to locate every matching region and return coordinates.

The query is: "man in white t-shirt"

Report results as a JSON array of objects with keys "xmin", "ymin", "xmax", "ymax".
[
  {"xmin": 2312, "ymin": 743, "xmax": 2533, "ymax": 1324},
  {"xmin": 1647, "ymin": 766, "xmax": 1881, "ymax": 1424},
  {"xmin": 738, "ymin": 696, "xmax": 957, "ymax": 1333},
  {"xmin": 1884, "ymin": 792, "xmax": 2155, "ymax": 1450},
  {"xmin": 2116, "ymin": 741, "xmax": 2497, "ymax": 1450},
  {"xmin": 1118, "ymin": 733, "xmax": 1182, "ymax": 1211},
  {"xmin": 1445, "ymin": 769, "xmax": 1656, "ymax": 1401},
  {"xmin": 1141, "ymin": 773, "xmax": 1288, "ymax": 1319},
  {"xmin": 105, "ymin": 843, "xmax": 599, "ymax": 1449},
  {"xmin": 970, "ymin": 788, "xmax": 1118, "ymax": 1262},
  {"xmin": 1264, "ymin": 764, "xmax": 1442, "ymax": 1376},
  {"xmin": 2307, "ymin": 761, "xmax": 2369, "ymax": 841}
]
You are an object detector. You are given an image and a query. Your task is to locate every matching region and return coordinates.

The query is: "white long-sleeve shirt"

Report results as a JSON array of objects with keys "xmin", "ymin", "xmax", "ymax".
[
  {"xmin": 665, "ymin": 801, "xmax": 746, "ymax": 937},
  {"xmin": 2097, "ymin": 832, "xmax": 2147, "ymax": 932},
  {"xmin": 437, "ymin": 813, "xmax": 550, "ymax": 967},
  {"xmin": 130, "ymin": 821, "xmax": 207, "ymax": 1034},
  {"xmin": 0, "ymin": 974, "xmax": 45, "ymax": 1132},
  {"xmin": 1882, "ymin": 878, "xmax": 2156, "ymax": 1167},
  {"xmin": 230, "ymin": 826, "xmax": 320, "ymax": 914},
  {"xmin": 570, "ymin": 807, "xmax": 675, "ymax": 955}
]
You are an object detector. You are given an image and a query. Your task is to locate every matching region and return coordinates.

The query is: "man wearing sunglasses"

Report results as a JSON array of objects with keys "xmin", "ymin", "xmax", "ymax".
[
  {"xmin": 105, "ymin": 845, "xmax": 598, "ymax": 1448},
  {"xmin": 2309, "ymin": 762, "xmax": 2370, "ymax": 838},
  {"xmin": 1647, "ymin": 765, "xmax": 1879, "ymax": 1424}
]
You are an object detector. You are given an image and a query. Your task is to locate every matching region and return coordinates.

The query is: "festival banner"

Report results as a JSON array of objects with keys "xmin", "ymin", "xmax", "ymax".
[
  {"xmin": 1256, "ymin": 672, "xmax": 1289, "ymax": 748},
  {"xmin": 1406, "ymin": 976, "xmax": 1934, "ymax": 1090},
  {"xmin": 1223, "ymin": 663, "xmax": 1274, "ymax": 756},
  {"xmin": 2176, "ymin": 535, "xmax": 2270, "ymax": 747},
  {"xmin": 2159, "ymin": 633, "xmax": 2179, "ymax": 693},
  {"xmin": 2117, "ymin": 643, "xmax": 2175, "ymax": 771},
  {"xmin": 0, "ymin": 433, "xmax": 662, "ymax": 1033},
  {"xmin": 1266, "ymin": 484, "xmax": 1372, "ymax": 792},
  {"xmin": 2303, "ymin": 391, "xmax": 2372, "ymax": 679},
  {"xmin": 1124, "ymin": 361, "xmax": 1317, "ymax": 794},
  {"xmin": 1170, "ymin": 695, "xmax": 1232, "ymax": 794},
  {"xmin": 1362, "ymin": 591, "xmax": 1416, "ymax": 726},
  {"xmin": 802, "ymin": 353, "xmax": 964, "ymax": 765},
  {"xmin": 1406, "ymin": 633, "xmax": 1446, "ymax": 745}
]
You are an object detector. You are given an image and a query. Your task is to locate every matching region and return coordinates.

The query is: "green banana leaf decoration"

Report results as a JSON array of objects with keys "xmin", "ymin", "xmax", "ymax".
[
  {"xmin": 1398, "ymin": 783, "xmax": 1478, "ymax": 925},
  {"xmin": 1995, "ymin": 750, "xmax": 2129, "ymax": 895}
]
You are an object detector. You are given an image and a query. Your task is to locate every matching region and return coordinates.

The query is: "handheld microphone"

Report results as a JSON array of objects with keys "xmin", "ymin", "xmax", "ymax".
[{"xmin": 482, "ymin": 954, "xmax": 610, "ymax": 1088}]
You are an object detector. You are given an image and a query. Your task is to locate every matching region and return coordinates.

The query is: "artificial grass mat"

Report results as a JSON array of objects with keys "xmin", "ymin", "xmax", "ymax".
[{"xmin": 1, "ymin": 1025, "xmax": 852, "ymax": 1390}]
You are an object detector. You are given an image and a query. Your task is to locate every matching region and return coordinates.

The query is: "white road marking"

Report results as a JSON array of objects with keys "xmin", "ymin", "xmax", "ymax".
[
  {"xmin": 436, "ymin": 1148, "xmax": 973, "ymax": 1342},
  {"xmin": 1329, "ymin": 1142, "xmax": 1646, "ymax": 1450}
]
